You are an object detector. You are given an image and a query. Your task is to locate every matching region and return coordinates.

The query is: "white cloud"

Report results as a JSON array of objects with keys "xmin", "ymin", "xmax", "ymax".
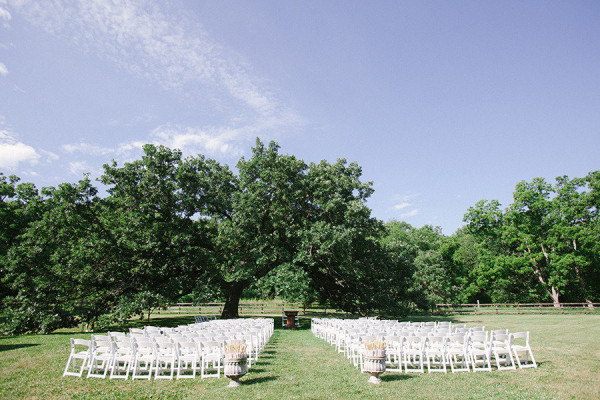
[
  {"xmin": 400, "ymin": 209, "xmax": 419, "ymax": 218},
  {"xmin": 68, "ymin": 160, "xmax": 90, "ymax": 175},
  {"xmin": 0, "ymin": 130, "xmax": 41, "ymax": 168},
  {"xmin": 6, "ymin": 0, "xmax": 287, "ymax": 118},
  {"xmin": 393, "ymin": 192, "xmax": 421, "ymax": 202},
  {"xmin": 62, "ymin": 142, "xmax": 113, "ymax": 156},
  {"xmin": 149, "ymin": 124, "xmax": 243, "ymax": 156},
  {"xmin": 22, "ymin": 170, "xmax": 39, "ymax": 177},
  {"xmin": 393, "ymin": 202, "xmax": 411, "ymax": 210},
  {"xmin": 0, "ymin": 62, "xmax": 7, "ymax": 76},
  {"xmin": 6, "ymin": 0, "xmax": 304, "ymax": 159},
  {"xmin": 0, "ymin": 3, "xmax": 11, "ymax": 23},
  {"xmin": 39, "ymin": 149, "xmax": 59, "ymax": 161}
]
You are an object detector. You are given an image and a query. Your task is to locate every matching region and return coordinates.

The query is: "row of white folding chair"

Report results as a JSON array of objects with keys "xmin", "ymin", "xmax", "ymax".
[
  {"xmin": 64, "ymin": 335, "xmax": 225, "ymax": 380},
  {"xmin": 194, "ymin": 315, "xmax": 217, "ymax": 323},
  {"xmin": 187, "ymin": 325, "xmax": 270, "ymax": 363},
  {"xmin": 184, "ymin": 327, "xmax": 269, "ymax": 357},
  {"xmin": 336, "ymin": 330, "xmax": 535, "ymax": 374},
  {"xmin": 146, "ymin": 330, "xmax": 262, "ymax": 364},
  {"xmin": 65, "ymin": 318, "xmax": 272, "ymax": 379}
]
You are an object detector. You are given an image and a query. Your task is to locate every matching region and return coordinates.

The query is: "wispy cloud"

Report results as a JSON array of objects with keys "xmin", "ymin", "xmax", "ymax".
[
  {"xmin": 6, "ymin": 0, "xmax": 302, "ymax": 156},
  {"xmin": 392, "ymin": 192, "xmax": 420, "ymax": 219},
  {"xmin": 392, "ymin": 202, "xmax": 411, "ymax": 210},
  {"xmin": 68, "ymin": 160, "xmax": 90, "ymax": 176},
  {"xmin": 400, "ymin": 209, "xmax": 419, "ymax": 218},
  {"xmin": 393, "ymin": 192, "xmax": 421, "ymax": 203},
  {"xmin": 0, "ymin": 2, "xmax": 11, "ymax": 28},
  {"xmin": 62, "ymin": 142, "xmax": 114, "ymax": 156},
  {"xmin": 0, "ymin": 62, "xmax": 7, "ymax": 76}
]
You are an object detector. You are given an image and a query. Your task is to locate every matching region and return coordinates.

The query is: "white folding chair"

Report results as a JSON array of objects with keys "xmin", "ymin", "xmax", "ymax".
[
  {"xmin": 510, "ymin": 332, "xmax": 537, "ymax": 369},
  {"xmin": 200, "ymin": 341, "xmax": 222, "ymax": 378},
  {"xmin": 447, "ymin": 334, "xmax": 470, "ymax": 372},
  {"xmin": 385, "ymin": 336, "xmax": 404, "ymax": 373},
  {"xmin": 155, "ymin": 341, "xmax": 178, "ymax": 379},
  {"xmin": 403, "ymin": 336, "xmax": 426, "ymax": 373},
  {"xmin": 426, "ymin": 335, "xmax": 448, "ymax": 373},
  {"xmin": 491, "ymin": 333, "xmax": 516, "ymax": 370},
  {"xmin": 110, "ymin": 339, "xmax": 136, "ymax": 379},
  {"xmin": 469, "ymin": 331, "xmax": 492, "ymax": 372},
  {"xmin": 87, "ymin": 335, "xmax": 114, "ymax": 379},
  {"xmin": 131, "ymin": 338, "xmax": 156, "ymax": 380},
  {"xmin": 176, "ymin": 341, "xmax": 200, "ymax": 379},
  {"xmin": 129, "ymin": 327, "xmax": 146, "ymax": 336},
  {"xmin": 63, "ymin": 338, "xmax": 92, "ymax": 377}
]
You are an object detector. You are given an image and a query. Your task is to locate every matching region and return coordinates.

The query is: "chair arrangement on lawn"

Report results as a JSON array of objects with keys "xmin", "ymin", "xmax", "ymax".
[
  {"xmin": 312, "ymin": 318, "xmax": 536, "ymax": 374},
  {"xmin": 63, "ymin": 317, "xmax": 274, "ymax": 380}
]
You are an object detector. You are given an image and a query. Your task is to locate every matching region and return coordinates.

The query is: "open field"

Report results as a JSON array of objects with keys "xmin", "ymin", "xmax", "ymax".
[{"xmin": 0, "ymin": 314, "xmax": 598, "ymax": 399}]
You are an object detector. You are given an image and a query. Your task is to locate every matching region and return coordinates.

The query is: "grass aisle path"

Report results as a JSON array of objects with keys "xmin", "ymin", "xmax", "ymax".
[
  {"xmin": 218, "ymin": 325, "xmax": 388, "ymax": 400},
  {"xmin": 218, "ymin": 321, "xmax": 562, "ymax": 400}
]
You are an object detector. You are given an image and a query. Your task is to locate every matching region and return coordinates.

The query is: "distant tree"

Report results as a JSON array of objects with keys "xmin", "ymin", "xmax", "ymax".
[
  {"xmin": 113, "ymin": 291, "xmax": 169, "ymax": 324},
  {"xmin": 464, "ymin": 173, "xmax": 600, "ymax": 305},
  {"xmin": 0, "ymin": 174, "xmax": 43, "ymax": 304},
  {"xmin": 382, "ymin": 221, "xmax": 458, "ymax": 311},
  {"xmin": 3, "ymin": 177, "xmax": 118, "ymax": 334}
]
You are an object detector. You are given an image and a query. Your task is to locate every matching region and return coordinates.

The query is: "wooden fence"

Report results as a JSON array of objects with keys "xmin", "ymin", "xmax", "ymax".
[
  {"xmin": 164, "ymin": 301, "xmax": 599, "ymax": 317},
  {"xmin": 164, "ymin": 302, "xmax": 332, "ymax": 316},
  {"xmin": 434, "ymin": 302, "xmax": 599, "ymax": 315}
]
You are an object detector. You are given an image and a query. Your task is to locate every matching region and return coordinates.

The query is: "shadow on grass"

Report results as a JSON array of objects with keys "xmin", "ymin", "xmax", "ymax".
[
  {"xmin": 535, "ymin": 360, "xmax": 549, "ymax": 368},
  {"xmin": 0, "ymin": 343, "xmax": 39, "ymax": 352},
  {"xmin": 242, "ymin": 376, "xmax": 279, "ymax": 385},
  {"xmin": 380, "ymin": 374, "xmax": 415, "ymax": 382}
]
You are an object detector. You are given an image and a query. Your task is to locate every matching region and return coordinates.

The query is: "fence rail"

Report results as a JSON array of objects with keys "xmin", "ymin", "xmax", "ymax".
[
  {"xmin": 164, "ymin": 302, "xmax": 330, "ymax": 316},
  {"xmin": 164, "ymin": 301, "xmax": 599, "ymax": 317},
  {"xmin": 435, "ymin": 302, "xmax": 599, "ymax": 315}
]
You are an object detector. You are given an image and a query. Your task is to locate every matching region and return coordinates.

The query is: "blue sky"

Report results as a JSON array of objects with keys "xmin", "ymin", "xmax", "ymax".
[{"xmin": 1, "ymin": 0, "xmax": 599, "ymax": 234}]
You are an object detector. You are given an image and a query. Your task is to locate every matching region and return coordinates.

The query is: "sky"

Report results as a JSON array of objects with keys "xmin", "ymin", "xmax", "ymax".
[{"xmin": 1, "ymin": 0, "xmax": 599, "ymax": 234}]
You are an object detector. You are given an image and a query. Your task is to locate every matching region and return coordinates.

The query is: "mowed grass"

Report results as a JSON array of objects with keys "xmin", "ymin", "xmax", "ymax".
[{"xmin": 0, "ymin": 314, "xmax": 598, "ymax": 400}]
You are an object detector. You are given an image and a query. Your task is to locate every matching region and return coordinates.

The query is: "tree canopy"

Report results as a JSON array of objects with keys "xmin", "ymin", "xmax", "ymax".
[{"xmin": 1, "ymin": 142, "xmax": 598, "ymax": 334}]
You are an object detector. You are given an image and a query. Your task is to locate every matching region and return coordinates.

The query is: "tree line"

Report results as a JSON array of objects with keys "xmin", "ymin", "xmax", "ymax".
[{"xmin": 1, "ymin": 140, "xmax": 598, "ymax": 334}]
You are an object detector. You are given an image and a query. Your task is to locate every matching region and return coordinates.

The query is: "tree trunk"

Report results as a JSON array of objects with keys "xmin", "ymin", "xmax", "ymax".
[
  {"xmin": 572, "ymin": 240, "xmax": 594, "ymax": 308},
  {"xmin": 221, "ymin": 281, "xmax": 247, "ymax": 319},
  {"xmin": 528, "ymin": 248, "xmax": 560, "ymax": 307},
  {"xmin": 550, "ymin": 286, "xmax": 560, "ymax": 307}
]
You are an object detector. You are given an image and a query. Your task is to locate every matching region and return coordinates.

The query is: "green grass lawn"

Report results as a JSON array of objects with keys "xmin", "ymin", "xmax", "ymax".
[{"xmin": 0, "ymin": 314, "xmax": 598, "ymax": 399}]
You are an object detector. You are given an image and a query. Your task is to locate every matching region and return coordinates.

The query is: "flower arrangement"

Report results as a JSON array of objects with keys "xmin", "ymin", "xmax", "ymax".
[
  {"xmin": 224, "ymin": 341, "xmax": 247, "ymax": 358},
  {"xmin": 364, "ymin": 339, "xmax": 386, "ymax": 351}
]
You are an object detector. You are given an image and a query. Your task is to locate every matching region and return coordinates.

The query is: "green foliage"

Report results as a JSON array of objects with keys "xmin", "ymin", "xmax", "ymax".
[
  {"xmin": 382, "ymin": 221, "xmax": 460, "ymax": 312},
  {"xmin": 4, "ymin": 138, "xmax": 598, "ymax": 333},
  {"xmin": 2, "ymin": 177, "xmax": 114, "ymax": 334},
  {"xmin": 464, "ymin": 172, "xmax": 600, "ymax": 304},
  {"xmin": 112, "ymin": 291, "xmax": 168, "ymax": 323}
]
